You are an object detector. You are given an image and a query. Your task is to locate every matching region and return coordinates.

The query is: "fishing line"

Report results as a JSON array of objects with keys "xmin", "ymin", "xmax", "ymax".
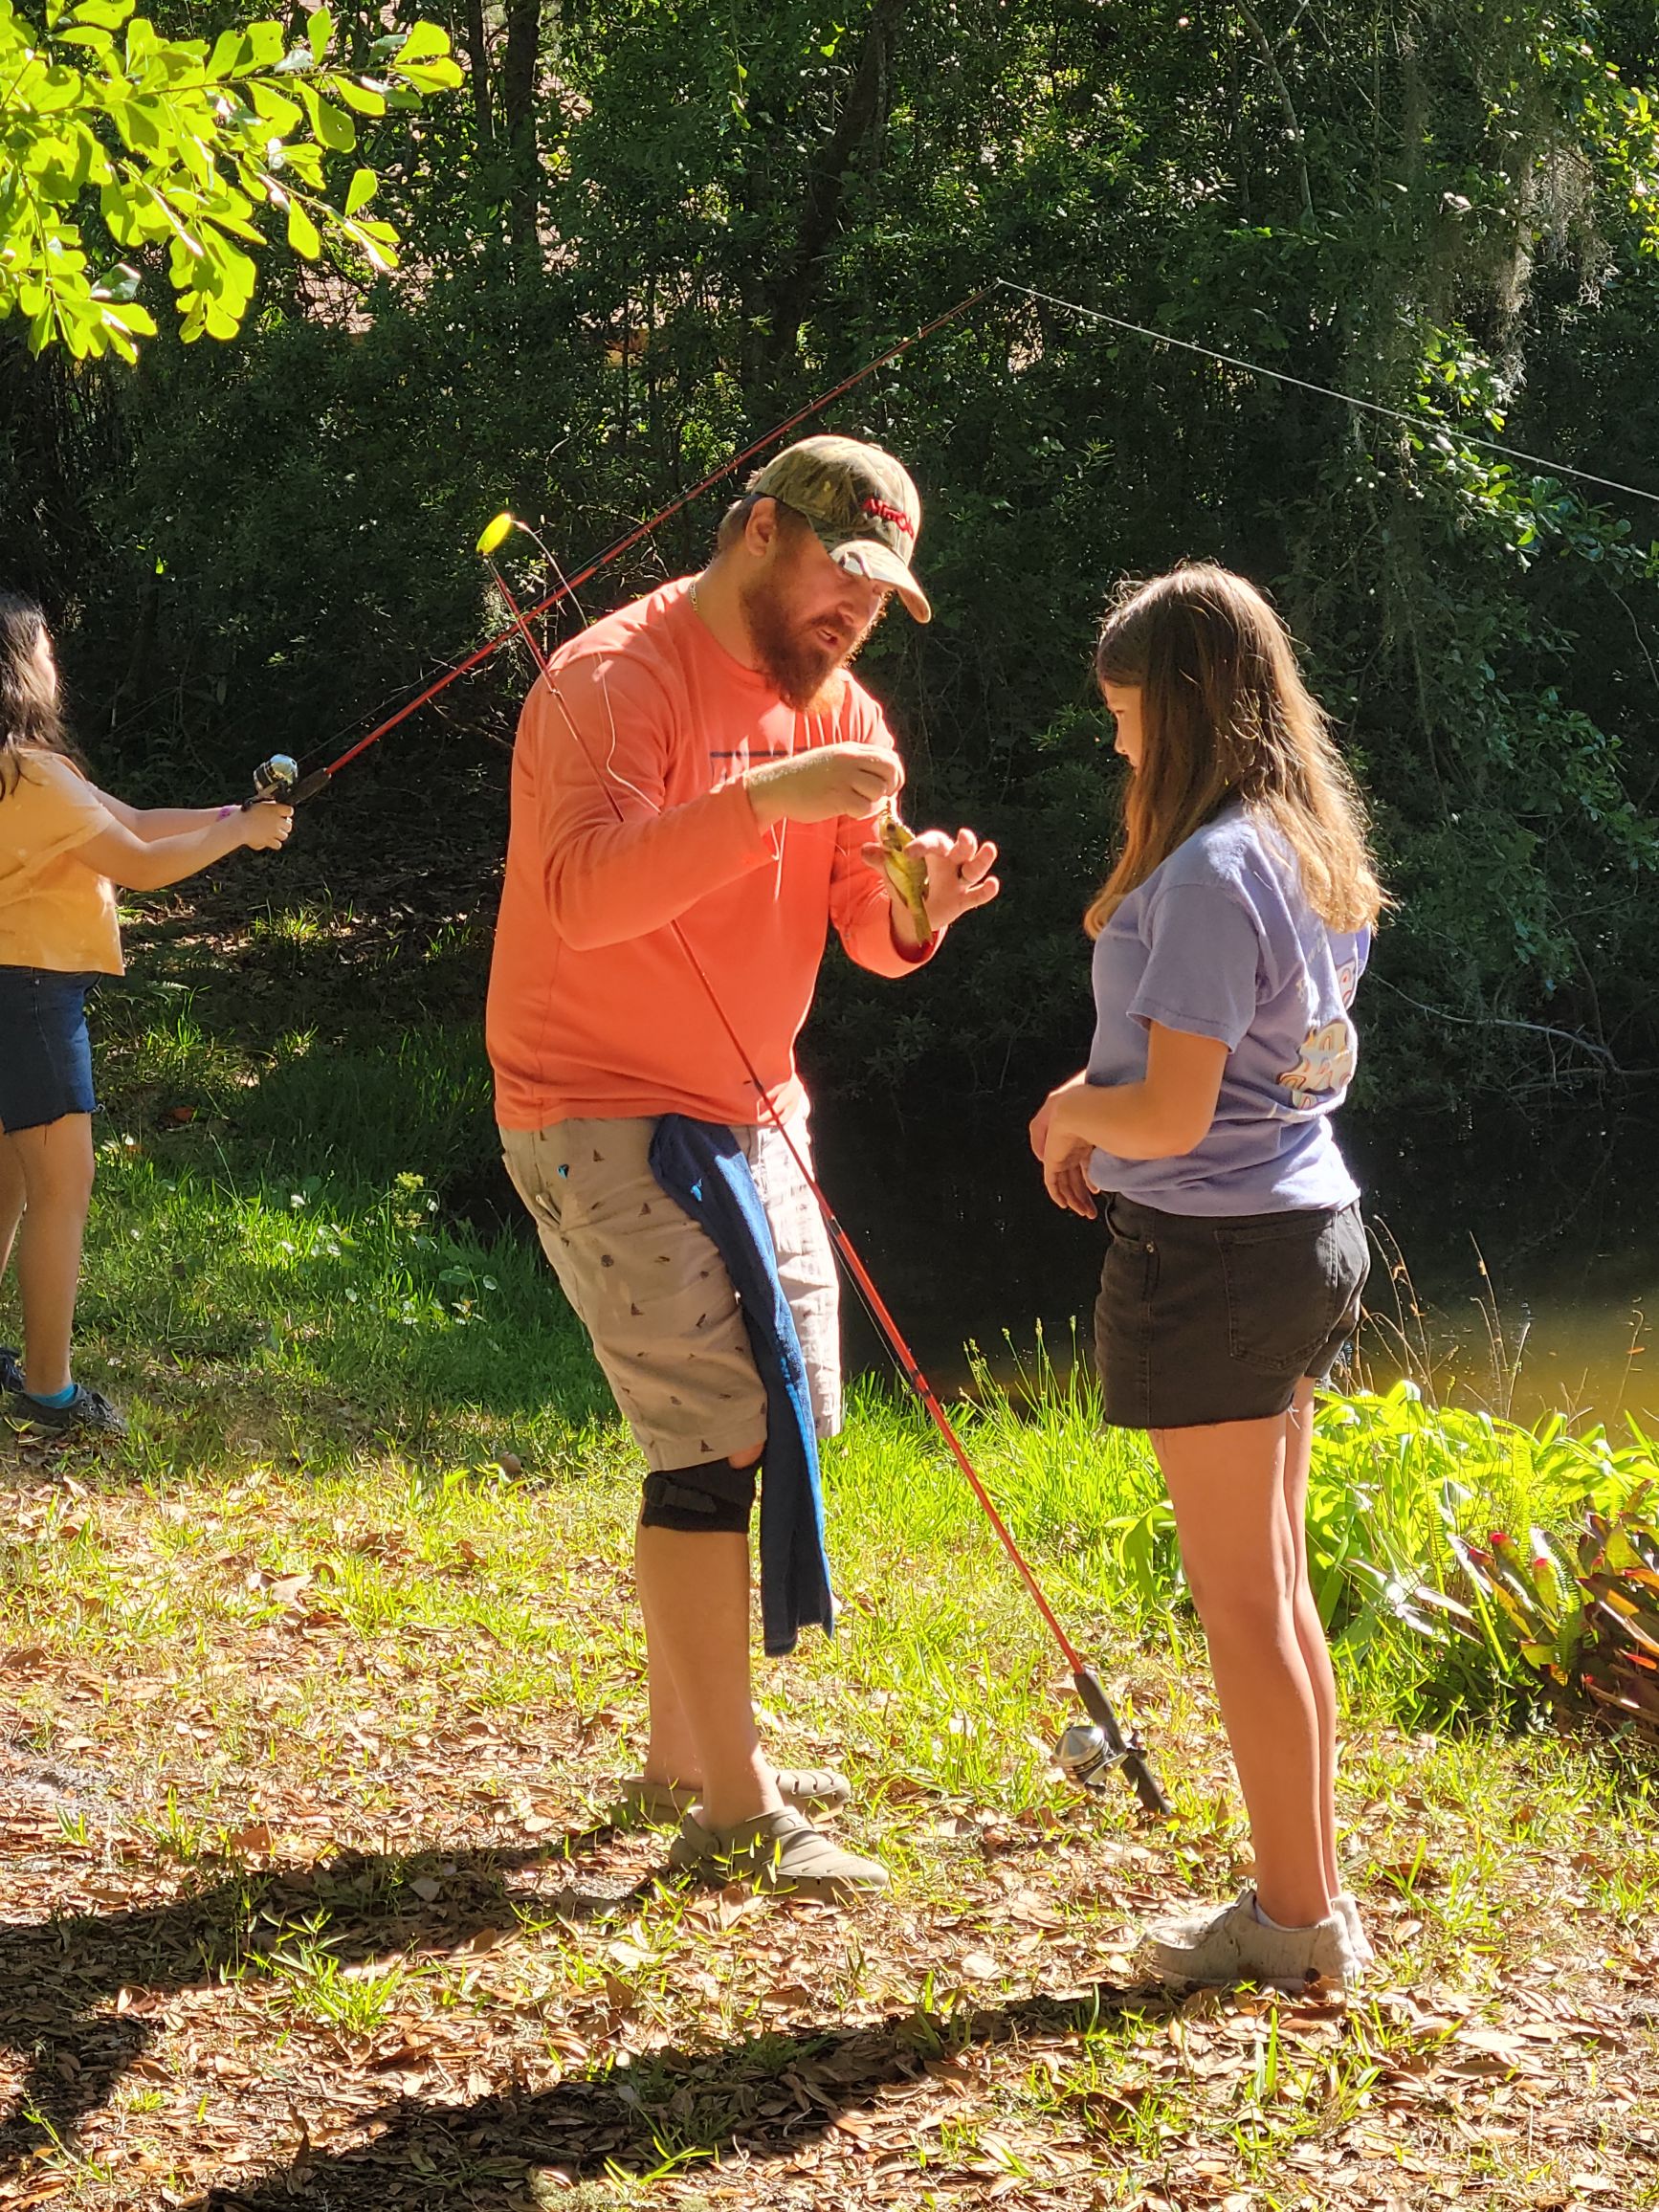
[
  {"xmin": 480, "ymin": 530, "xmax": 1169, "ymax": 1815},
  {"xmin": 280, "ymin": 272, "xmax": 1655, "ymax": 801},
  {"xmin": 997, "ymin": 278, "xmax": 1659, "ymax": 510},
  {"xmin": 253, "ymin": 276, "xmax": 1659, "ymax": 1813},
  {"xmin": 283, "ymin": 286, "xmax": 999, "ymax": 796}
]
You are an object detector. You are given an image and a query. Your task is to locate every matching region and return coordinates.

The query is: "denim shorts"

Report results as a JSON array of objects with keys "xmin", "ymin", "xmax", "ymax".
[
  {"xmin": 1094, "ymin": 1195, "xmax": 1369, "ymax": 1429},
  {"xmin": 0, "ymin": 966, "xmax": 100, "ymax": 1134}
]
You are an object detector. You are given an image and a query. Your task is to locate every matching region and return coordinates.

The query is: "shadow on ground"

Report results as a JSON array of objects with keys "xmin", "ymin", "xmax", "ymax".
[
  {"xmin": 188, "ymin": 1985, "xmax": 1142, "ymax": 2210},
  {"xmin": 0, "ymin": 1836, "xmax": 633, "ymax": 2180}
]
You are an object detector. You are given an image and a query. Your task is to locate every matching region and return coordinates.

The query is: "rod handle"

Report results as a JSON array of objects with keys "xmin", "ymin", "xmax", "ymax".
[{"xmin": 243, "ymin": 763, "xmax": 331, "ymax": 809}]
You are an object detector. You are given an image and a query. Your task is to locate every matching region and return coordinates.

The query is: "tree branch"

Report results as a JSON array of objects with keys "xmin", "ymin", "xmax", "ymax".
[{"xmin": 1235, "ymin": 0, "xmax": 1314, "ymax": 223}]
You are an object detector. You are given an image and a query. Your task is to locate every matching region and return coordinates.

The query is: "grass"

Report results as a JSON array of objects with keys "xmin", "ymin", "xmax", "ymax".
[{"xmin": 0, "ymin": 856, "xmax": 1655, "ymax": 2209}]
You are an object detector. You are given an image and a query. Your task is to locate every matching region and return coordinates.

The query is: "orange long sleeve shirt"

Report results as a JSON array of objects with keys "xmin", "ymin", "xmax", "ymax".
[{"xmin": 486, "ymin": 578, "xmax": 936, "ymax": 1131}]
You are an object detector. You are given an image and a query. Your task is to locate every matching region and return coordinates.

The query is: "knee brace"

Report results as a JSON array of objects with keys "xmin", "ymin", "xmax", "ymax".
[{"xmin": 639, "ymin": 1453, "xmax": 760, "ymax": 1535}]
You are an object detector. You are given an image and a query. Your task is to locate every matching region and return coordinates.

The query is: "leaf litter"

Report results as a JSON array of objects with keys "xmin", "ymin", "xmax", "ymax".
[
  {"xmin": 3, "ymin": 1456, "xmax": 1656, "ymax": 2212},
  {"xmin": 0, "ymin": 858, "xmax": 1655, "ymax": 2208}
]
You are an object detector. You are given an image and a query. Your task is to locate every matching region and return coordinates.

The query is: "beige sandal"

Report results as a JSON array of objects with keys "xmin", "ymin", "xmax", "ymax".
[
  {"xmin": 667, "ymin": 1806, "xmax": 887, "ymax": 1900},
  {"xmin": 613, "ymin": 1766, "xmax": 851, "ymax": 1826}
]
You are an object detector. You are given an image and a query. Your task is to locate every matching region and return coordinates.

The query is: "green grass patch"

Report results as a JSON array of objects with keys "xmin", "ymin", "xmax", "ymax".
[{"xmin": 0, "ymin": 919, "xmax": 1654, "ymax": 2209}]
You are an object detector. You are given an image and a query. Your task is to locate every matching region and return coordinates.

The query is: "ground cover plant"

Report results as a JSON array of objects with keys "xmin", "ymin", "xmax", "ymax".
[{"xmin": 1, "ymin": 867, "xmax": 1656, "ymax": 2212}]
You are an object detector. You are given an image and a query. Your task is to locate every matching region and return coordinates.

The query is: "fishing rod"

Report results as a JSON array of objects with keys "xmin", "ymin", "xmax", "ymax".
[
  {"xmin": 474, "ymin": 516, "xmax": 1169, "ymax": 1817},
  {"xmin": 239, "ymin": 287, "xmax": 999, "ymax": 812},
  {"xmin": 228, "ymin": 274, "xmax": 1659, "ymax": 1803},
  {"xmin": 239, "ymin": 272, "xmax": 1659, "ymax": 810},
  {"xmin": 229, "ymin": 299, "xmax": 1180, "ymax": 1816}
]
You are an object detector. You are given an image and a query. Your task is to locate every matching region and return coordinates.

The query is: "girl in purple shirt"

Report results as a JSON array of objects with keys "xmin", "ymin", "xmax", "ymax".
[{"xmin": 1031, "ymin": 564, "xmax": 1386, "ymax": 1990}]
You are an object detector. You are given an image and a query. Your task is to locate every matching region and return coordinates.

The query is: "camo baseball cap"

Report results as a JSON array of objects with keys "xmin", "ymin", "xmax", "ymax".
[{"xmin": 746, "ymin": 434, "xmax": 931, "ymax": 623}]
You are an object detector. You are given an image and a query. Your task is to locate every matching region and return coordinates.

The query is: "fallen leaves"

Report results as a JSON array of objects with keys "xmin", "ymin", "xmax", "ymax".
[{"xmin": 1, "ymin": 1466, "xmax": 1656, "ymax": 2212}]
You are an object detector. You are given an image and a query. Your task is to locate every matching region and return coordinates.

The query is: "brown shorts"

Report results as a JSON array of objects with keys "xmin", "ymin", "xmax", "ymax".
[
  {"xmin": 500, "ymin": 1116, "xmax": 841, "ymax": 1470},
  {"xmin": 1095, "ymin": 1195, "xmax": 1369, "ymax": 1429}
]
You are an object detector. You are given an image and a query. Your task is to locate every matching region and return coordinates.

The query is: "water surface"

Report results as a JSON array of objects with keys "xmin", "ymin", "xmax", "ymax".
[{"xmin": 810, "ymin": 1096, "xmax": 1659, "ymax": 1430}]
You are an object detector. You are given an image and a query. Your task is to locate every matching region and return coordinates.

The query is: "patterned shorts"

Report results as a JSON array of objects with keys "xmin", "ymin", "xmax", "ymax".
[{"xmin": 500, "ymin": 1115, "xmax": 841, "ymax": 1470}]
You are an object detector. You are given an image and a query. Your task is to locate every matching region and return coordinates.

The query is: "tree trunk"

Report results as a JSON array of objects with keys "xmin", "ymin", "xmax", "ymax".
[
  {"xmin": 501, "ymin": 0, "xmax": 541, "ymax": 270},
  {"xmin": 463, "ymin": 0, "xmax": 493, "ymax": 155},
  {"xmin": 760, "ymin": 0, "xmax": 906, "ymax": 379}
]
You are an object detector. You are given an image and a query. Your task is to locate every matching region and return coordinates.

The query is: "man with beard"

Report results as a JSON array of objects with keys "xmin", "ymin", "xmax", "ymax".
[{"xmin": 487, "ymin": 436, "xmax": 998, "ymax": 1899}]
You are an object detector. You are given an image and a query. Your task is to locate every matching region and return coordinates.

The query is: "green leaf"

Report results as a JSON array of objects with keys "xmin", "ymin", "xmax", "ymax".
[
  {"xmin": 301, "ymin": 84, "xmax": 356, "ymax": 150},
  {"xmin": 329, "ymin": 77, "xmax": 386, "ymax": 116},
  {"xmin": 248, "ymin": 79, "xmax": 303, "ymax": 133},
  {"xmin": 240, "ymin": 20, "xmax": 282, "ymax": 69},
  {"xmin": 389, "ymin": 19, "xmax": 449, "ymax": 65},
  {"xmin": 305, "ymin": 6, "xmax": 332, "ymax": 62},
  {"xmin": 285, "ymin": 197, "xmax": 320, "ymax": 258},
  {"xmin": 206, "ymin": 27, "xmax": 245, "ymax": 77},
  {"xmin": 395, "ymin": 55, "xmax": 460, "ymax": 91},
  {"xmin": 343, "ymin": 166, "xmax": 375, "ymax": 215}
]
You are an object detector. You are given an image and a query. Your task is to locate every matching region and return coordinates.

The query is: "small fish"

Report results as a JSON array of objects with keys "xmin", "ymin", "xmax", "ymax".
[{"xmin": 876, "ymin": 802, "xmax": 933, "ymax": 945}]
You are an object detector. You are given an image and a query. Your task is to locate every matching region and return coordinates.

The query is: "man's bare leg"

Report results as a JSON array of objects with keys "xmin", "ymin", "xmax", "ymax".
[
  {"xmin": 636, "ymin": 1528, "xmax": 702, "ymax": 1789},
  {"xmin": 633, "ymin": 1523, "xmax": 784, "ymax": 1830}
]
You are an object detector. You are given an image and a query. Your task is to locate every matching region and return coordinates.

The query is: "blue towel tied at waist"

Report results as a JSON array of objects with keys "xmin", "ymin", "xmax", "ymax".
[{"xmin": 648, "ymin": 1116, "xmax": 835, "ymax": 1657}]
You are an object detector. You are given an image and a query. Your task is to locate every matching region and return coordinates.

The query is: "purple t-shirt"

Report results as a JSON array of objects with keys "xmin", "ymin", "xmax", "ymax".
[{"xmin": 1085, "ymin": 806, "xmax": 1367, "ymax": 1215}]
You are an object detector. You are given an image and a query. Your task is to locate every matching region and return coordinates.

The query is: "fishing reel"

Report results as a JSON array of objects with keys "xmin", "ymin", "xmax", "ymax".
[
  {"xmin": 1054, "ymin": 1667, "xmax": 1170, "ymax": 1817},
  {"xmin": 245, "ymin": 754, "xmax": 331, "ymax": 809}
]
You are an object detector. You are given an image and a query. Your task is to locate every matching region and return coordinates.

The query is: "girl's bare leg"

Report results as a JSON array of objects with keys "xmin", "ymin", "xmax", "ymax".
[
  {"xmin": 1154, "ymin": 1405, "xmax": 1333, "ymax": 1930},
  {"xmin": 0, "ymin": 1133, "xmax": 24, "ymax": 1282},
  {"xmin": 1281, "ymin": 1380, "xmax": 1341, "ymax": 1895},
  {"xmin": 9, "ymin": 1114, "xmax": 95, "ymax": 1398}
]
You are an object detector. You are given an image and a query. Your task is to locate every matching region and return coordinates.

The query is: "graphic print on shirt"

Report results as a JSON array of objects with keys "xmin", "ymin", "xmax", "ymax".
[
  {"xmin": 1278, "ymin": 1014, "xmax": 1358, "ymax": 1112},
  {"xmin": 708, "ymin": 734, "xmax": 801, "ymax": 793}
]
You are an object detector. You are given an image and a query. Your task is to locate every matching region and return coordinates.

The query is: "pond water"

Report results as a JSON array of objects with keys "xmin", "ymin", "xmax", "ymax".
[{"xmin": 809, "ymin": 1095, "xmax": 1659, "ymax": 1432}]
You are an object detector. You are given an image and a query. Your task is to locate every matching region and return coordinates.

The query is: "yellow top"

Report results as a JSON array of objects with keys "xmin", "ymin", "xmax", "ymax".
[{"xmin": 0, "ymin": 749, "xmax": 122, "ymax": 975}]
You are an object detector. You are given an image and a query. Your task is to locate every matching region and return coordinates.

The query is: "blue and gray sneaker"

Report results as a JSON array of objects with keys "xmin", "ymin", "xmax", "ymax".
[
  {"xmin": 6, "ymin": 1381, "xmax": 127, "ymax": 1437},
  {"xmin": 0, "ymin": 1346, "xmax": 23, "ymax": 1395}
]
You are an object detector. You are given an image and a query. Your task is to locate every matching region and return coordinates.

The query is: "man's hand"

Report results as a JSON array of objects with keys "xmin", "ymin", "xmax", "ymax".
[
  {"xmin": 861, "ymin": 826, "xmax": 1001, "ymax": 942},
  {"xmin": 746, "ymin": 742, "xmax": 902, "ymax": 830}
]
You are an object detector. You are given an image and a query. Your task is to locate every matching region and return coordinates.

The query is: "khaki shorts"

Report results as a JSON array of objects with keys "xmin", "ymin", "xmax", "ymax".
[{"xmin": 501, "ymin": 1115, "xmax": 842, "ymax": 1471}]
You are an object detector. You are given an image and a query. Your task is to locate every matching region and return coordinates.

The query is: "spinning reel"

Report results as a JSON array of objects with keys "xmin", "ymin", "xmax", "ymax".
[{"xmin": 245, "ymin": 754, "xmax": 332, "ymax": 809}]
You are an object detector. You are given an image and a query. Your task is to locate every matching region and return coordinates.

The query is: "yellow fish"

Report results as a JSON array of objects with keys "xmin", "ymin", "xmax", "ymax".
[{"xmin": 876, "ymin": 802, "xmax": 933, "ymax": 946}]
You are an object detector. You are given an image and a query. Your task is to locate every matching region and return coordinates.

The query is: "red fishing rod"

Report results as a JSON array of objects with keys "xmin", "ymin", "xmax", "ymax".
[
  {"xmin": 241, "ymin": 283, "xmax": 1167, "ymax": 1814},
  {"xmin": 479, "ymin": 550, "xmax": 1168, "ymax": 1818},
  {"xmin": 243, "ymin": 288, "xmax": 999, "ymax": 812}
]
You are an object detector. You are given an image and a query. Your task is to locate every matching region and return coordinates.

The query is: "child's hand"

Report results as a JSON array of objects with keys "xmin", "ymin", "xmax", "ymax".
[
  {"xmin": 241, "ymin": 802, "xmax": 294, "ymax": 852},
  {"xmin": 1029, "ymin": 1073, "xmax": 1086, "ymax": 1161},
  {"xmin": 1043, "ymin": 1129, "xmax": 1098, "ymax": 1216}
]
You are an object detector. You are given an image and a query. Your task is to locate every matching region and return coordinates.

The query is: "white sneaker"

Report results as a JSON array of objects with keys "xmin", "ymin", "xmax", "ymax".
[
  {"xmin": 1141, "ymin": 1886, "xmax": 1362, "ymax": 1990},
  {"xmin": 1147, "ymin": 1886, "xmax": 1376, "ymax": 1968},
  {"xmin": 1334, "ymin": 1890, "xmax": 1375, "ymax": 1967}
]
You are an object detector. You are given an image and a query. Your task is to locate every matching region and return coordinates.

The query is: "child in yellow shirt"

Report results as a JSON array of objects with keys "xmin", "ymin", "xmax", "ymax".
[{"xmin": 0, "ymin": 591, "xmax": 294, "ymax": 1435}]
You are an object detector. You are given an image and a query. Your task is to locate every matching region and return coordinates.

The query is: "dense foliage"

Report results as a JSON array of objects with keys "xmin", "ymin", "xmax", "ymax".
[
  {"xmin": 0, "ymin": 0, "xmax": 460, "ymax": 356},
  {"xmin": 6, "ymin": 0, "xmax": 1659, "ymax": 1109}
]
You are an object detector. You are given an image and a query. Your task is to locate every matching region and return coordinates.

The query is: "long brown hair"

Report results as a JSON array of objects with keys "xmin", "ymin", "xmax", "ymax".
[
  {"xmin": 1085, "ymin": 564, "xmax": 1384, "ymax": 938},
  {"xmin": 0, "ymin": 591, "xmax": 74, "ymax": 801}
]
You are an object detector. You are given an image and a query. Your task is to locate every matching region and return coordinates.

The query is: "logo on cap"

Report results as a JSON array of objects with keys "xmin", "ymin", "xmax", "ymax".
[{"xmin": 861, "ymin": 496, "xmax": 915, "ymax": 539}]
